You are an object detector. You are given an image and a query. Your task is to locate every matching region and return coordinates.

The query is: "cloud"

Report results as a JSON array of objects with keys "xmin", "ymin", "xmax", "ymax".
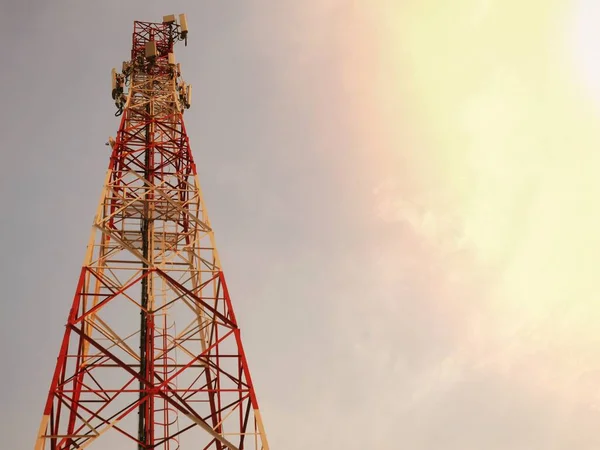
[{"xmin": 373, "ymin": 179, "xmax": 468, "ymax": 258}]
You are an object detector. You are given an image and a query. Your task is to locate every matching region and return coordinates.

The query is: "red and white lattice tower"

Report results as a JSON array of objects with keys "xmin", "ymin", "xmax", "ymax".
[{"xmin": 34, "ymin": 15, "xmax": 270, "ymax": 450}]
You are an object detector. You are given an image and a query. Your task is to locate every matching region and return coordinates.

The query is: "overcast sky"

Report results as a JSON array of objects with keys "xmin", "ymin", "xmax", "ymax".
[{"xmin": 3, "ymin": 0, "xmax": 600, "ymax": 448}]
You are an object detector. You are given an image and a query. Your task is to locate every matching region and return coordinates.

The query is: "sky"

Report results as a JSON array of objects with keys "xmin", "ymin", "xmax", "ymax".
[{"xmin": 2, "ymin": 0, "xmax": 600, "ymax": 448}]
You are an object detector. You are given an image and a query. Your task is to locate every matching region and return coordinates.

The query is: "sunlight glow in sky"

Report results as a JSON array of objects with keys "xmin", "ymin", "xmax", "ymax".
[{"xmin": 361, "ymin": 0, "xmax": 600, "ymax": 408}]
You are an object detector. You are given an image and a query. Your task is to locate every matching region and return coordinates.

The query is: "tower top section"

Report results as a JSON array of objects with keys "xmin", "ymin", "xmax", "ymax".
[
  {"xmin": 111, "ymin": 14, "xmax": 192, "ymax": 116},
  {"xmin": 130, "ymin": 14, "xmax": 189, "ymax": 68}
]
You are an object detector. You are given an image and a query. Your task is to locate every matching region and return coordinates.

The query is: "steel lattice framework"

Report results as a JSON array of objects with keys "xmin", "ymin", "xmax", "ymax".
[{"xmin": 34, "ymin": 16, "xmax": 270, "ymax": 450}]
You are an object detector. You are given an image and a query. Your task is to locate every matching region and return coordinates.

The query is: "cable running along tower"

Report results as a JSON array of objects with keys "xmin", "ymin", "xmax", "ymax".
[{"xmin": 35, "ymin": 15, "xmax": 269, "ymax": 450}]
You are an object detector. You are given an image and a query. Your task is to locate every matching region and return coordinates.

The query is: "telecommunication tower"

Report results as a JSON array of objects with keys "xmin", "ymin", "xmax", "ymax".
[{"xmin": 34, "ymin": 15, "xmax": 270, "ymax": 450}]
